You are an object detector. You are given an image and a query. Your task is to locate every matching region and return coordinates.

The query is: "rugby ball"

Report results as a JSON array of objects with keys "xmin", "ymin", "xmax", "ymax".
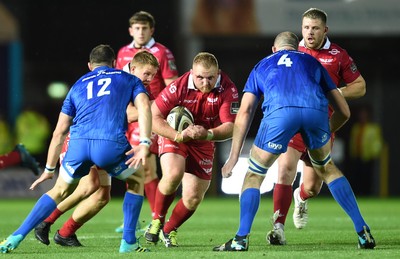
[{"xmin": 166, "ymin": 106, "xmax": 194, "ymax": 132}]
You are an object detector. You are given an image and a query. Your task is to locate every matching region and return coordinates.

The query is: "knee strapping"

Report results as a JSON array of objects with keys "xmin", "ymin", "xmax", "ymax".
[
  {"xmin": 248, "ymin": 155, "xmax": 269, "ymax": 176},
  {"xmin": 309, "ymin": 152, "xmax": 332, "ymax": 168}
]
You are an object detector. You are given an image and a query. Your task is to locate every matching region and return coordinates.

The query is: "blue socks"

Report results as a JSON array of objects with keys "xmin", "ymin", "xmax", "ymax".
[
  {"xmin": 122, "ymin": 192, "xmax": 144, "ymax": 244},
  {"xmin": 13, "ymin": 194, "xmax": 56, "ymax": 237},
  {"xmin": 328, "ymin": 176, "xmax": 368, "ymax": 233},
  {"xmin": 237, "ymin": 188, "xmax": 260, "ymax": 237}
]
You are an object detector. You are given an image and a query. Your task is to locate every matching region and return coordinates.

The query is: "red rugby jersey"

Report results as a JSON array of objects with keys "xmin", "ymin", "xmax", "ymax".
[
  {"xmin": 298, "ymin": 37, "xmax": 360, "ymax": 87},
  {"xmin": 155, "ymin": 71, "xmax": 239, "ymax": 131},
  {"xmin": 116, "ymin": 38, "xmax": 178, "ymax": 100}
]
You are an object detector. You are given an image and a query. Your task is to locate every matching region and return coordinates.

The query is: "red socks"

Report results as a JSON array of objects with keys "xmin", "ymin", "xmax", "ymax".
[
  {"xmin": 44, "ymin": 208, "xmax": 64, "ymax": 224},
  {"xmin": 153, "ymin": 188, "xmax": 176, "ymax": 224},
  {"xmin": 144, "ymin": 178, "xmax": 159, "ymax": 214},
  {"xmin": 59, "ymin": 217, "xmax": 83, "ymax": 237},
  {"xmin": 273, "ymin": 183, "xmax": 293, "ymax": 225},
  {"xmin": 163, "ymin": 199, "xmax": 195, "ymax": 234}
]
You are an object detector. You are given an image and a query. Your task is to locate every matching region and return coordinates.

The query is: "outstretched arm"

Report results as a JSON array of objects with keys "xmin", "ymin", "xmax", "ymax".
[
  {"xmin": 30, "ymin": 112, "xmax": 72, "ymax": 190},
  {"xmin": 222, "ymin": 92, "xmax": 258, "ymax": 178}
]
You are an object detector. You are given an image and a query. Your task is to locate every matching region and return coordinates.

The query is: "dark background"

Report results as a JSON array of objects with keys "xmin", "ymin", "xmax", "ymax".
[{"xmin": 1, "ymin": 0, "xmax": 399, "ymax": 197}]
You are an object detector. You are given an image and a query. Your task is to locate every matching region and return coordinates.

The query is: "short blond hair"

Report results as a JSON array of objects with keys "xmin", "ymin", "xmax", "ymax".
[
  {"xmin": 192, "ymin": 52, "xmax": 219, "ymax": 69},
  {"xmin": 130, "ymin": 50, "xmax": 159, "ymax": 69}
]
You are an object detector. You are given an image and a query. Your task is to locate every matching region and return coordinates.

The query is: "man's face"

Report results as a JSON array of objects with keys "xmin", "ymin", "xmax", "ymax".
[
  {"xmin": 130, "ymin": 64, "xmax": 158, "ymax": 87},
  {"xmin": 301, "ymin": 17, "xmax": 327, "ymax": 49},
  {"xmin": 191, "ymin": 64, "xmax": 219, "ymax": 94},
  {"xmin": 129, "ymin": 22, "xmax": 154, "ymax": 47}
]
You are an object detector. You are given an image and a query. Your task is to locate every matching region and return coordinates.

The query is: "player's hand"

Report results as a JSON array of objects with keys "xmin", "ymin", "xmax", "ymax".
[
  {"xmin": 30, "ymin": 171, "xmax": 55, "ymax": 190},
  {"xmin": 221, "ymin": 157, "xmax": 238, "ymax": 178},
  {"xmin": 125, "ymin": 145, "xmax": 150, "ymax": 169},
  {"xmin": 180, "ymin": 125, "xmax": 195, "ymax": 142},
  {"xmin": 185, "ymin": 124, "xmax": 207, "ymax": 140}
]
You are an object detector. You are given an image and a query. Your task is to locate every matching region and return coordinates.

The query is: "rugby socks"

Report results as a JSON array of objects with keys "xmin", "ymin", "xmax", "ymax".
[
  {"xmin": 163, "ymin": 199, "xmax": 194, "ymax": 234},
  {"xmin": 299, "ymin": 183, "xmax": 311, "ymax": 200},
  {"xmin": 144, "ymin": 178, "xmax": 159, "ymax": 215},
  {"xmin": 237, "ymin": 188, "xmax": 260, "ymax": 237},
  {"xmin": 122, "ymin": 192, "xmax": 143, "ymax": 244},
  {"xmin": 44, "ymin": 208, "xmax": 64, "ymax": 224},
  {"xmin": 153, "ymin": 188, "xmax": 176, "ymax": 224},
  {"xmin": 328, "ymin": 176, "xmax": 369, "ymax": 233},
  {"xmin": 273, "ymin": 184, "xmax": 292, "ymax": 225},
  {"xmin": 13, "ymin": 194, "xmax": 56, "ymax": 237},
  {"xmin": 0, "ymin": 150, "xmax": 20, "ymax": 169},
  {"xmin": 59, "ymin": 217, "xmax": 82, "ymax": 237}
]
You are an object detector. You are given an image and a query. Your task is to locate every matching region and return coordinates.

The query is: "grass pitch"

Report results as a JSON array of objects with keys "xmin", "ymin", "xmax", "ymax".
[{"xmin": 0, "ymin": 196, "xmax": 399, "ymax": 258}]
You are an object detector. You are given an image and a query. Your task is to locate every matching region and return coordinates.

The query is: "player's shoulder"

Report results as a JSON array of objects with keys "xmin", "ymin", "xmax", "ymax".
[
  {"xmin": 149, "ymin": 42, "xmax": 175, "ymax": 57},
  {"xmin": 327, "ymin": 42, "xmax": 350, "ymax": 57}
]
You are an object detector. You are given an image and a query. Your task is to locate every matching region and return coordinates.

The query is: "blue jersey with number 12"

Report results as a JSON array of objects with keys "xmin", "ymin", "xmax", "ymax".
[
  {"xmin": 244, "ymin": 50, "xmax": 337, "ymax": 117},
  {"xmin": 61, "ymin": 66, "xmax": 147, "ymax": 144}
]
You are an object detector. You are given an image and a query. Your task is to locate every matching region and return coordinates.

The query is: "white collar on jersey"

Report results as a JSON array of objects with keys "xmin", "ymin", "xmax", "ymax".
[
  {"xmin": 188, "ymin": 73, "xmax": 221, "ymax": 90},
  {"xmin": 299, "ymin": 37, "xmax": 331, "ymax": 50},
  {"xmin": 129, "ymin": 37, "xmax": 156, "ymax": 49}
]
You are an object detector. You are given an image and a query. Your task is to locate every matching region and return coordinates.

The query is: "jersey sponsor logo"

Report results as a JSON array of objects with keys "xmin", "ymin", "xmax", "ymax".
[
  {"xmin": 150, "ymin": 46, "xmax": 160, "ymax": 53},
  {"xmin": 65, "ymin": 162, "xmax": 75, "ymax": 174},
  {"xmin": 165, "ymin": 143, "xmax": 178, "ymax": 149},
  {"xmin": 207, "ymin": 97, "xmax": 218, "ymax": 103},
  {"xmin": 169, "ymin": 83, "xmax": 177, "ymax": 94},
  {"xmin": 203, "ymin": 167, "xmax": 213, "ymax": 174},
  {"xmin": 113, "ymin": 165, "xmax": 122, "ymax": 174},
  {"xmin": 168, "ymin": 60, "xmax": 177, "ymax": 71},
  {"xmin": 328, "ymin": 48, "xmax": 340, "ymax": 55},
  {"xmin": 318, "ymin": 58, "xmax": 334, "ymax": 64},
  {"xmin": 268, "ymin": 142, "xmax": 283, "ymax": 150},
  {"xmin": 183, "ymin": 99, "xmax": 197, "ymax": 104},
  {"xmin": 231, "ymin": 102, "xmax": 239, "ymax": 114},
  {"xmin": 321, "ymin": 133, "xmax": 328, "ymax": 143},
  {"xmin": 199, "ymin": 158, "xmax": 213, "ymax": 166},
  {"xmin": 161, "ymin": 93, "xmax": 168, "ymax": 102},
  {"xmin": 232, "ymin": 92, "xmax": 239, "ymax": 99},
  {"xmin": 350, "ymin": 62, "xmax": 358, "ymax": 73}
]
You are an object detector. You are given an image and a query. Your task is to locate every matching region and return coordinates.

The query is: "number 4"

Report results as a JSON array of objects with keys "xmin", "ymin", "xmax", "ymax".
[{"xmin": 277, "ymin": 54, "xmax": 293, "ymax": 67}]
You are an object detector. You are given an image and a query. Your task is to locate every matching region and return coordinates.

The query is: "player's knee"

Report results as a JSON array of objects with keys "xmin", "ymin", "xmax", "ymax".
[
  {"xmin": 184, "ymin": 196, "xmax": 203, "ymax": 210},
  {"xmin": 309, "ymin": 153, "xmax": 331, "ymax": 169},
  {"xmin": 93, "ymin": 188, "xmax": 111, "ymax": 208},
  {"xmin": 248, "ymin": 155, "xmax": 269, "ymax": 176}
]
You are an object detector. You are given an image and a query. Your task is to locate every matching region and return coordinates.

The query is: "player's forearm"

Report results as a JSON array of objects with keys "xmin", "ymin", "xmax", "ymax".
[
  {"xmin": 209, "ymin": 122, "xmax": 234, "ymax": 142},
  {"xmin": 340, "ymin": 75, "xmax": 366, "ymax": 100}
]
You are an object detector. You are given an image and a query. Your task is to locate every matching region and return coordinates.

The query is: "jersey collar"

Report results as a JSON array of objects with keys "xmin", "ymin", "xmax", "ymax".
[{"xmin": 129, "ymin": 37, "xmax": 156, "ymax": 49}]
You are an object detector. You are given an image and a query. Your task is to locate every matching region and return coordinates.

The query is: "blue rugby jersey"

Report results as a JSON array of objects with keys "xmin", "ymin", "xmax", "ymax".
[
  {"xmin": 244, "ymin": 50, "xmax": 336, "ymax": 117},
  {"xmin": 61, "ymin": 66, "xmax": 148, "ymax": 143}
]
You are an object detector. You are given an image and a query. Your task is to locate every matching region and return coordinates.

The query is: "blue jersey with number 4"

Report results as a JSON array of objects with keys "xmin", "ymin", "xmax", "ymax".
[
  {"xmin": 244, "ymin": 50, "xmax": 337, "ymax": 117},
  {"xmin": 61, "ymin": 66, "xmax": 147, "ymax": 143}
]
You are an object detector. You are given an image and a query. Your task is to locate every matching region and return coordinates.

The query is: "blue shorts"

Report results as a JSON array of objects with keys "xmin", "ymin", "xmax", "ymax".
[
  {"xmin": 254, "ymin": 107, "xmax": 330, "ymax": 154},
  {"xmin": 61, "ymin": 139, "xmax": 136, "ymax": 183}
]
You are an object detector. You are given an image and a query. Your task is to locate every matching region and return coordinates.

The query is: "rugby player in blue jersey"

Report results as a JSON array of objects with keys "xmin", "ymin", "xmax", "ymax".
[
  {"xmin": 213, "ymin": 32, "xmax": 375, "ymax": 251},
  {"xmin": 0, "ymin": 44, "xmax": 152, "ymax": 254}
]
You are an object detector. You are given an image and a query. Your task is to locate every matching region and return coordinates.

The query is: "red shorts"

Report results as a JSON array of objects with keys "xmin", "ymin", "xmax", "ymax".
[
  {"xmin": 126, "ymin": 122, "xmax": 158, "ymax": 154},
  {"xmin": 288, "ymin": 132, "xmax": 335, "ymax": 163},
  {"xmin": 158, "ymin": 136, "xmax": 215, "ymax": 181}
]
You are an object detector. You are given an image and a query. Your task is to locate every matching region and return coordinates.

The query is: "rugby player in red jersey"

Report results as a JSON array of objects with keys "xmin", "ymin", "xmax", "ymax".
[
  {"xmin": 116, "ymin": 11, "xmax": 178, "ymax": 229},
  {"xmin": 144, "ymin": 52, "xmax": 239, "ymax": 247}
]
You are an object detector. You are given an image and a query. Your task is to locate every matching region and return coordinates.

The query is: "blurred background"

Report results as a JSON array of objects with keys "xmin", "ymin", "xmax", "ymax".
[{"xmin": 0, "ymin": 0, "xmax": 398, "ymax": 198}]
